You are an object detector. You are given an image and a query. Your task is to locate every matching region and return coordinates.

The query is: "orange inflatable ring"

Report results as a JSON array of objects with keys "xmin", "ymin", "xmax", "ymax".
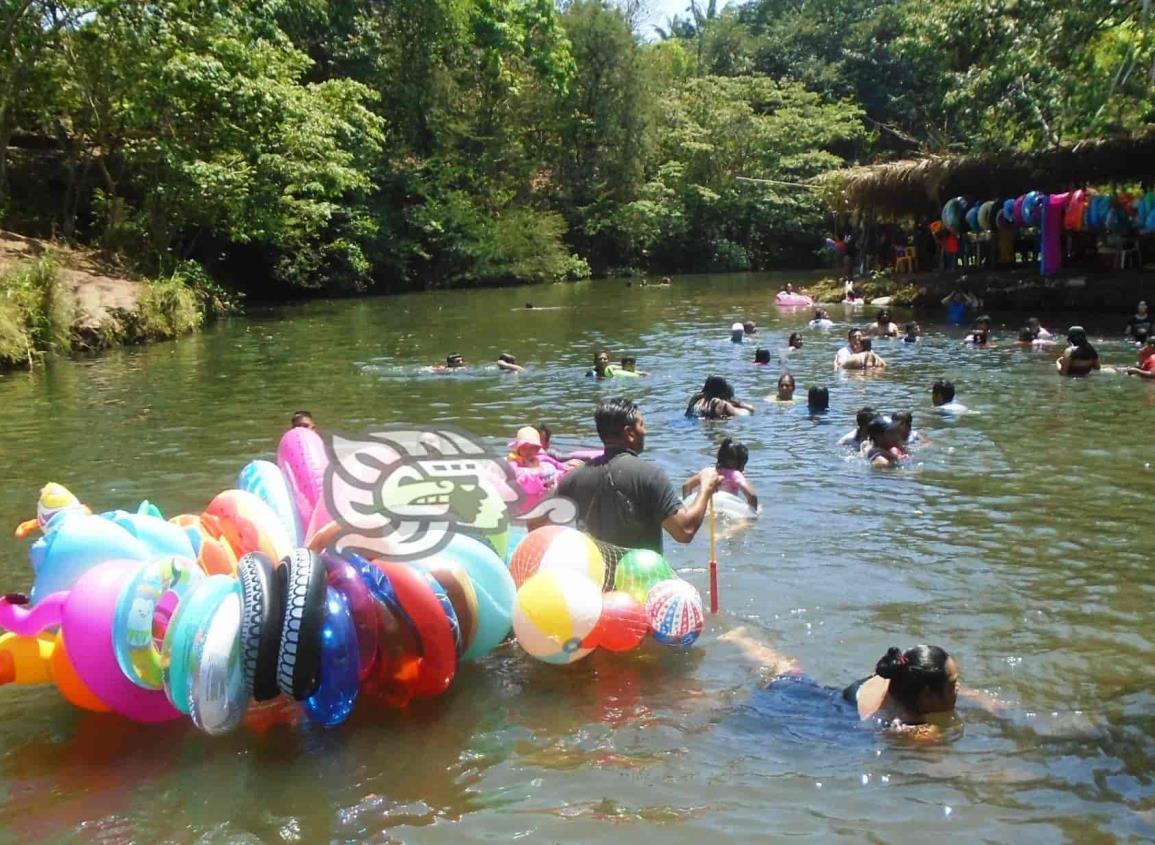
[{"xmin": 368, "ymin": 560, "xmax": 457, "ymax": 698}]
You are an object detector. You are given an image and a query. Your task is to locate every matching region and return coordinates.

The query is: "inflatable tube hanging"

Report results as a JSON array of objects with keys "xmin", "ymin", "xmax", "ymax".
[
  {"xmin": 276, "ymin": 549, "xmax": 327, "ymax": 700},
  {"xmin": 238, "ymin": 552, "xmax": 285, "ymax": 702}
]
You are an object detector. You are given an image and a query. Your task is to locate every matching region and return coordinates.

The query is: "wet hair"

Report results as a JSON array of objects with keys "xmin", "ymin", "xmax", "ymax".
[
  {"xmin": 932, "ymin": 379, "xmax": 955, "ymax": 403},
  {"xmin": 974, "ymin": 314, "xmax": 991, "ymax": 328},
  {"xmin": 1067, "ymin": 325, "xmax": 1088, "ymax": 346},
  {"xmin": 807, "ymin": 385, "xmax": 829, "ymax": 411},
  {"xmin": 847, "ymin": 327, "xmax": 862, "ymax": 341},
  {"xmin": 595, "ymin": 398, "xmax": 642, "ymax": 442},
  {"xmin": 778, "ymin": 372, "xmax": 795, "ymax": 389},
  {"xmin": 788, "ymin": 332, "xmax": 803, "ymax": 348},
  {"xmin": 855, "ymin": 406, "xmax": 875, "ymax": 430},
  {"xmin": 878, "ymin": 310, "xmax": 892, "ymax": 324},
  {"xmin": 621, "ymin": 355, "xmax": 637, "ymax": 367},
  {"xmin": 1018, "ymin": 326, "xmax": 1034, "ymax": 342},
  {"xmin": 685, "ymin": 376, "xmax": 736, "ymax": 416},
  {"xmin": 892, "ymin": 411, "xmax": 913, "ymax": 437},
  {"xmin": 866, "ymin": 415, "xmax": 889, "ymax": 443},
  {"xmin": 716, "ymin": 437, "xmax": 749, "ymax": 471},
  {"xmin": 535, "ymin": 423, "xmax": 552, "ymax": 447},
  {"xmin": 875, "ymin": 645, "xmax": 955, "ymax": 710},
  {"xmin": 813, "ymin": 308, "xmax": 825, "ymax": 320},
  {"xmin": 447, "ymin": 353, "xmax": 464, "ymax": 365},
  {"xmin": 291, "ymin": 411, "xmax": 315, "ymax": 429},
  {"xmin": 743, "ymin": 321, "xmax": 756, "ymax": 334},
  {"xmin": 498, "ymin": 352, "xmax": 517, "ymax": 364},
  {"xmin": 903, "ymin": 322, "xmax": 917, "ymax": 335},
  {"xmin": 753, "ymin": 347, "xmax": 771, "ymax": 365},
  {"xmin": 594, "ymin": 348, "xmax": 610, "ymax": 362}
]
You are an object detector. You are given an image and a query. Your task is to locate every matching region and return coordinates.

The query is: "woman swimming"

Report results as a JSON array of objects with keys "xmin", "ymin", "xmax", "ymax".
[
  {"xmin": 722, "ymin": 628, "xmax": 963, "ymax": 737},
  {"xmin": 870, "ymin": 309, "xmax": 899, "ymax": 338},
  {"xmin": 767, "ymin": 372, "xmax": 796, "ymax": 404},
  {"xmin": 685, "ymin": 376, "xmax": 755, "ymax": 419},
  {"xmin": 1056, "ymin": 326, "xmax": 1101, "ymax": 376}
]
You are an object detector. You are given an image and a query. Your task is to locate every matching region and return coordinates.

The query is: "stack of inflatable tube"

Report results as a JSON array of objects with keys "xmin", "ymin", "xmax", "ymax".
[{"xmin": 1, "ymin": 453, "xmax": 704, "ymax": 733}]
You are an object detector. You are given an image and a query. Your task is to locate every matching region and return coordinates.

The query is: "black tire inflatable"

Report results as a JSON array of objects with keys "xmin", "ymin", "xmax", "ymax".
[
  {"xmin": 238, "ymin": 552, "xmax": 284, "ymax": 702},
  {"xmin": 276, "ymin": 548, "xmax": 326, "ymax": 700}
]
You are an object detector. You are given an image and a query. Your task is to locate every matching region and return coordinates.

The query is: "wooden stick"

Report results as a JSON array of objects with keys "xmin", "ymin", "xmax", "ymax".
[{"xmin": 708, "ymin": 495, "xmax": 718, "ymax": 614}]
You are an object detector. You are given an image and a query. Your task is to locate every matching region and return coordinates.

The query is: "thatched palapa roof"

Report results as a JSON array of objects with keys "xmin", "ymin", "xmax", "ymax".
[{"xmin": 820, "ymin": 127, "xmax": 1155, "ymax": 217}]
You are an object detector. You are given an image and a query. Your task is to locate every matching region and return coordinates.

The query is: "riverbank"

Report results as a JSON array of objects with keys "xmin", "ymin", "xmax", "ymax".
[
  {"xmin": 0, "ymin": 232, "xmax": 231, "ymax": 369},
  {"xmin": 804, "ymin": 265, "xmax": 1155, "ymax": 314}
]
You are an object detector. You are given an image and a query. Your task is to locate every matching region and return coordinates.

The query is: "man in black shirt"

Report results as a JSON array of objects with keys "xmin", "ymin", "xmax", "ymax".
[{"xmin": 557, "ymin": 398, "xmax": 720, "ymax": 554}]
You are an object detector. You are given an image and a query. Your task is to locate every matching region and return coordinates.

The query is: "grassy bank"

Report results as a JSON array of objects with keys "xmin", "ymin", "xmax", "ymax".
[{"xmin": 0, "ymin": 255, "xmax": 230, "ymax": 369}]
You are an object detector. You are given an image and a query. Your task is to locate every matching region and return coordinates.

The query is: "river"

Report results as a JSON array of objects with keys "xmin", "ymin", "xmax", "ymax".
[{"xmin": 0, "ymin": 272, "xmax": 1153, "ymax": 843}]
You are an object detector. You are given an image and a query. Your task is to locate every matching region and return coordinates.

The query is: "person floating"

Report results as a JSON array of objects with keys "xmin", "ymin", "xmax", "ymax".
[
  {"xmin": 434, "ymin": 353, "xmax": 466, "ymax": 372},
  {"xmin": 682, "ymin": 437, "xmax": 758, "ymax": 511},
  {"xmin": 834, "ymin": 328, "xmax": 887, "ymax": 370},
  {"xmin": 556, "ymin": 397, "xmax": 720, "ymax": 554},
  {"xmin": 931, "ymin": 379, "xmax": 968, "ymax": 414},
  {"xmin": 1056, "ymin": 326, "xmax": 1100, "ymax": 377},
  {"xmin": 685, "ymin": 376, "xmax": 755, "ymax": 419},
  {"xmin": 496, "ymin": 352, "xmax": 525, "ymax": 372}
]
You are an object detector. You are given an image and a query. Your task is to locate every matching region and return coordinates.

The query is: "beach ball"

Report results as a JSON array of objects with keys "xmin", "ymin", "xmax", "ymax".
[
  {"xmin": 513, "ymin": 570, "xmax": 603, "ymax": 665},
  {"xmin": 645, "ymin": 579, "xmax": 704, "ymax": 649},
  {"xmin": 587, "ymin": 591, "xmax": 648, "ymax": 652},
  {"xmin": 509, "ymin": 525, "xmax": 605, "ymax": 590},
  {"xmin": 502, "ymin": 524, "xmax": 529, "ymax": 566},
  {"xmin": 613, "ymin": 549, "xmax": 675, "ymax": 605}
]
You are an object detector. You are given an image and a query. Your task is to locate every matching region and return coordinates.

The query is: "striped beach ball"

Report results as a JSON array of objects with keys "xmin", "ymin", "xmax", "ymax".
[
  {"xmin": 512, "ymin": 570, "xmax": 603, "ymax": 664},
  {"xmin": 645, "ymin": 579, "xmax": 704, "ymax": 649},
  {"xmin": 508, "ymin": 525, "xmax": 605, "ymax": 589}
]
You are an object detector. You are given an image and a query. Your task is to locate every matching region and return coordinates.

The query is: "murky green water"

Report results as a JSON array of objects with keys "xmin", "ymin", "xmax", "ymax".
[{"xmin": 1, "ymin": 273, "xmax": 1154, "ymax": 843}]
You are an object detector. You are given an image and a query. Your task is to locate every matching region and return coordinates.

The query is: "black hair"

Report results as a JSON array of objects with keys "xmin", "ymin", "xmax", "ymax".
[
  {"xmin": 498, "ymin": 352, "xmax": 517, "ymax": 364},
  {"xmin": 778, "ymin": 372, "xmax": 795, "ymax": 389},
  {"xmin": 807, "ymin": 385, "xmax": 829, "ymax": 411},
  {"xmin": 291, "ymin": 410, "xmax": 315, "ymax": 428},
  {"xmin": 974, "ymin": 314, "xmax": 991, "ymax": 327},
  {"xmin": 595, "ymin": 398, "xmax": 642, "ymax": 442},
  {"xmin": 878, "ymin": 309, "xmax": 892, "ymax": 323},
  {"xmin": 743, "ymin": 321, "xmax": 756, "ymax": 334},
  {"xmin": 1067, "ymin": 326, "xmax": 1088, "ymax": 346},
  {"xmin": 875, "ymin": 645, "xmax": 955, "ymax": 710},
  {"xmin": 716, "ymin": 437, "xmax": 749, "ymax": 471},
  {"xmin": 1018, "ymin": 326, "xmax": 1033, "ymax": 342},
  {"xmin": 788, "ymin": 332, "xmax": 802, "ymax": 347},
  {"xmin": 848, "ymin": 327, "xmax": 862, "ymax": 340},
  {"xmin": 855, "ymin": 406, "xmax": 875, "ymax": 429},
  {"xmin": 535, "ymin": 422, "xmax": 552, "ymax": 445},
  {"xmin": 595, "ymin": 348, "xmax": 610, "ymax": 361},
  {"xmin": 447, "ymin": 352, "xmax": 463, "ymax": 364},
  {"xmin": 621, "ymin": 355, "xmax": 637, "ymax": 366},
  {"xmin": 754, "ymin": 347, "xmax": 771, "ymax": 365},
  {"xmin": 932, "ymin": 379, "xmax": 955, "ymax": 403},
  {"xmin": 685, "ymin": 375, "xmax": 735, "ymax": 416},
  {"xmin": 866, "ymin": 415, "xmax": 889, "ymax": 443},
  {"xmin": 904, "ymin": 322, "xmax": 916, "ymax": 334}
]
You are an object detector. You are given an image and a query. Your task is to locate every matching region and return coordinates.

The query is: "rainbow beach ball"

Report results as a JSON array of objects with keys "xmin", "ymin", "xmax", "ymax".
[
  {"xmin": 645, "ymin": 579, "xmax": 704, "ymax": 649},
  {"xmin": 512, "ymin": 570, "xmax": 603, "ymax": 665},
  {"xmin": 508, "ymin": 525, "xmax": 606, "ymax": 590}
]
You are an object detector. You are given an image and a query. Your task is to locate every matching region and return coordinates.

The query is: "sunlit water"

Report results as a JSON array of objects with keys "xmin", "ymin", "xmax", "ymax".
[{"xmin": 1, "ymin": 272, "xmax": 1153, "ymax": 843}]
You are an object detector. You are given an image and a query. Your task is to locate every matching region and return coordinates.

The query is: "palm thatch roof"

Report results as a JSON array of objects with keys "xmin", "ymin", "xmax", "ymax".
[{"xmin": 819, "ymin": 127, "xmax": 1155, "ymax": 217}]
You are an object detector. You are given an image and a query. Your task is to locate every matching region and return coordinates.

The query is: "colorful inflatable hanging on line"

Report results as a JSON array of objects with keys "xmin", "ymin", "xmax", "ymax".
[{"xmin": 1, "ymin": 460, "xmax": 704, "ymax": 735}]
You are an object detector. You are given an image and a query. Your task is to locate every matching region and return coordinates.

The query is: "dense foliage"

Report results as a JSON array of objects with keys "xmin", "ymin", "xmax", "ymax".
[{"xmin": 1, "ymin": 0, "xmax": 1152, "ymax": 293}]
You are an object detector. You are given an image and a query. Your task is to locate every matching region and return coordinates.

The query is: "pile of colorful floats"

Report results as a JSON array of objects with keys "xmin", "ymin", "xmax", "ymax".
[
  {"xmin": 0, "ymin": 428, "xmax": 705, "ymax": 735},
  {"xmin": 939, "ymin": 189, "xmax": 1155, "ymax": 274}
]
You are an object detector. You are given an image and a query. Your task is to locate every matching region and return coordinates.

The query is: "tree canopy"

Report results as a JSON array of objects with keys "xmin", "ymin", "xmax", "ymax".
[{"xmin": 1, "ymin": 0, "xmax": 1151, "ymax": 292}]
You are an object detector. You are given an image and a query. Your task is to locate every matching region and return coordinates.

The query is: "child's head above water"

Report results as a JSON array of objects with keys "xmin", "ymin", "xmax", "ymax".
[
  {"xmin": 807, "ymin": 385, "xmax": 829, "ymax": 412},
  {"xmin": 291, "ymin": 410, "xmax": 316, "ymax": 430},
  {"xmin": 715, "ymin": 437, "xmax": 749, "ymax": 472},
  {"xmin": 620, "ymin": 355, "xmax": 637, "ymax": 371},
  {"xmin": 932, "ymin": 379, "xmax": 956, "ymax": 405},
  {"xmin": 754, "ymin": 347, "xmax": 771, "ymax": 365}
]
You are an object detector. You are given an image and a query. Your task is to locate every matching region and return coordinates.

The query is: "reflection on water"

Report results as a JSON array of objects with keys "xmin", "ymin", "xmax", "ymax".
[{"xmin": 1, "ymin": 273, "xmax": 1154, "ymax": 841}]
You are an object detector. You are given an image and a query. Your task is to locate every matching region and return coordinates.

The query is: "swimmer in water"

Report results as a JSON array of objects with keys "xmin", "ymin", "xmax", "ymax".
[
  {"xmin": 586, "ymin": 349, "xmax": 615, "ymax": 379},
  {"xmin": 1121, "ymin": 336, "xmax": 1155, "ymax": 379},
  {"xmin": 809, "ymin": 308, "xmax": 834, "ymax": 330},
  {"xmin": 902, "ymin": 322, "xmax": 921, "ymax": 343},
  {"xmin": 721, "ymin": 628, "xmax": 966, "ymax": 738},
  {"xmin": 780, "ymin": 332, "xmax": 803, "ymax": 367},
  {"xmin": 1016, "ymin": 326, "xmax": 1055, "ymax": 350},
  {"xmin": 291, "ymin": 410, "xmax": 316, "ymax": 431},
  {"xmin": 1056, "ymin": 326, "xmax": 1100, "ymax": 376},
  {"xmin": 890, "ymin": 410, "xmax": 926, "ymax": 445},
  {"xmin": 767, "ymin": 372, "xmax": 796, "ymax": 404},
  {"xmin": 682, "ymin": 437, "xmax": 758, "ymax": 510},
  {"xmin": 965, "ymin": 327, "xmax": 993, "ymax": 348},
  {"xmin": 496, "ymin": 352, "xmax": 525, "ymax": 372},
  {"xmin": 434, "ymin": 353, "xmax": 467, "ymax": 372},
  {"xmin": 730, "ymin": 322, "xmax": 746, "ymax": 343},
  {"xmin": 834, "ymin": 328, "xmax": 887, "ymax": 370},
  {"xmin": 806, "ymin": 385, "xmax": 829, "ymax": 415},
  {"xmin": 744, "ymin": 320, "xmax": 757, "ymax": 336},
  {"xmin": 685, "ymin": 376, "xmax": 755, "ymax": 419},
  {"xmin": 838, "ymin": 406, "xmax": 875, "ymax": 447},
  {"xmin": 615, "ymin": 355, "xmax": 649, "ymax": 377},
  {"xmin": 753, "ymin": 347, "xmax": 772, "ymax": 366},
  {"xmin": 660, "ymin": 276, "xmax": 672, "ymax": 287},
  {"xmin": 1027, "ymin": 317, "xmax": 1053, "ymax": 340},
  {"xmin": 932, "ymin": 379, "xmax": 969, "ymax": 414},
  {"xmin": 863, "ymin": 416, "xmax": 908, "ymax": 466},
  {"xmin": 870, "ymin": 309, "xmax": 900, "ymax": 338}
]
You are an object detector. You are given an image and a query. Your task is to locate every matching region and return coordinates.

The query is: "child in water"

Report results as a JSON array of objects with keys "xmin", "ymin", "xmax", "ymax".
[
  {"xmin": 838, "ymin": 406, "xmax": 875, "ymax": 447},
  {"xmin": 616, "ymin": 355, "xmax": 649, "ymax": 377},
  {"xmin": 862, "ymin": 417, "xmax": 909, "ymax": 467},
  {"xmin": 507, "ymin": 426, "xmax": 562, "ymax": 512},
  {"xmin": 683, "ymin": 437, "xmax": 758, "ymax": 511},
  {"xmin": 902, "ymin": 322, "xmax": 921, "ymax": 343},
  {"xmin": 291, "ymin": 410, "xmax": 316, "ymax": 430}
]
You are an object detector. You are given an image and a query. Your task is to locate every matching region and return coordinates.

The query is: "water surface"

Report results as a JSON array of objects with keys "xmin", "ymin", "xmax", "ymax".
[{"xmin": 0, "ymin": 273, "xmax": 1152, "ymax": 843}]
